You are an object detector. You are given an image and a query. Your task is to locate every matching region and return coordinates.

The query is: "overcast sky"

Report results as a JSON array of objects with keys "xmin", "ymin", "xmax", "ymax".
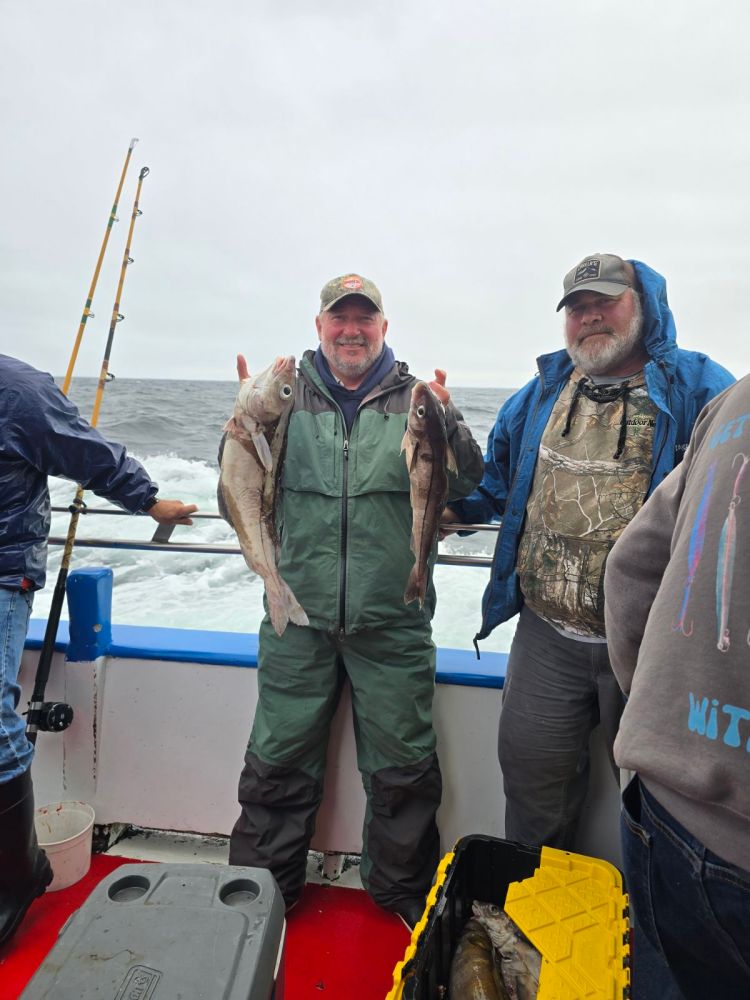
[{"xmin": 2, "ymin": 1, "xmax": 749, "ymax": 387}]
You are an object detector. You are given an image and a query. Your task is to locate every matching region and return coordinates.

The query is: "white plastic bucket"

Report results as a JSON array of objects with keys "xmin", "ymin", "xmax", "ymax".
[{"xmin": 35, "ymin": 801, "xmax": 96, "ymax": 891}]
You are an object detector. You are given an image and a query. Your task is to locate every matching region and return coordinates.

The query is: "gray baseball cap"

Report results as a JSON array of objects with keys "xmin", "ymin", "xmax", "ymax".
[
  {"xmin": 556, "ymin": 254, "xmax": 635, "ymax": 311},
  {"xmin": 319, "ymin": 274, "xmax": 384, "ymax": 313}
]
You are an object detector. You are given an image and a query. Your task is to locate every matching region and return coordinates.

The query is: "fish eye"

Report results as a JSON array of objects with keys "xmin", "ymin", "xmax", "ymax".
[
  {"xmin": 416, "ymin": 405, "xmax": 426, "ymax": 418},
  {"xmin": 280, "ymin": 384, "xmax": 293, "ymax": 398}
]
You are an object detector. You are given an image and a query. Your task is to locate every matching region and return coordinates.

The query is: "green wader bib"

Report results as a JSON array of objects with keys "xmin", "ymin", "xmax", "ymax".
[{"xmin": 229, "ymin": 618, "xmax": 442, "ymax": 911}]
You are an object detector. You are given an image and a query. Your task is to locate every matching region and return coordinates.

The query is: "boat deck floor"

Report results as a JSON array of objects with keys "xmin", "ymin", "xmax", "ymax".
[{"xmin": 1, "ymin": 832, "xmax": 410, "ymax": 999}]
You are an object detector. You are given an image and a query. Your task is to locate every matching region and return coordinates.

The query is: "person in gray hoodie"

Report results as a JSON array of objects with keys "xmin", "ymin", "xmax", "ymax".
[{"xmin": 604, "ymin": 376, "xmax": 750, "ymax": 1000}]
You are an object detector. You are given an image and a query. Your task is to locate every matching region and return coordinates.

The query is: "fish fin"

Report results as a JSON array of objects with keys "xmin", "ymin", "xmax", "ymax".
[
  {"xmin": 288, "ymin": 604, "xmax": 310, "ymax": 628},
  {"xmin": 404, "ymin": 565, "xmax": 426, "ymax": 608},
  {"xmin": 252, "ymin": 431, "xmax": 274, "ymax": 472},
  {"xmin": 446, "ymin": 443, "xmax": 458, "ymax": 476}
]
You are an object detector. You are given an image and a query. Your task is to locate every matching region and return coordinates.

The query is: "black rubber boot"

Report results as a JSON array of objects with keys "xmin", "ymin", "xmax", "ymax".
[{"xmin": 0, "ymin": 769, "xmax": 53, "ymax": 948}]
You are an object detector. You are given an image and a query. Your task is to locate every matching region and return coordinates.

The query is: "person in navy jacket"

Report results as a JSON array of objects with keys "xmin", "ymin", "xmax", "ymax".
[{"xmin": 0, "ymin": 353, "xmax": 197, "ymax": 948}]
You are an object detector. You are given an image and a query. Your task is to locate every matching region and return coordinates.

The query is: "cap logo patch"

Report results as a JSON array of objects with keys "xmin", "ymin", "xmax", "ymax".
[
  {"xmin": 574, "ymin": 259, "xmax": 601, "ymax": 284},
  {"xmin": 342, "ymin": 275, "xmax": 363, "ymax": 291}
]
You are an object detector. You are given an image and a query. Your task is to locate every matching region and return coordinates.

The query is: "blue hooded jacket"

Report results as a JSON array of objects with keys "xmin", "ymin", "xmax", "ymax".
[
  {"xmin": 450, "ymin": 261, "xmax": 735, "ymax": 643},
  {"xmin": 0, "ymin": 355, "xmax": 158, "ymax": 590}
]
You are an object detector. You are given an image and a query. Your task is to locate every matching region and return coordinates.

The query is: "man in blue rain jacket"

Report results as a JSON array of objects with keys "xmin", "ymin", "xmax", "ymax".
[
  {"xmin": 444, "ymin": 254, "xmax": 735, "ymax": 850},
  {"xmin": 0, "ymin": 353, "xmax": 197, "ymax": 948}
]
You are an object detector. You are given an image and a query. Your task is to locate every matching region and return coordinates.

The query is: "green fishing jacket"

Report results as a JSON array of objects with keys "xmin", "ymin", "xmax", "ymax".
[{"xmin": 277, "ymin": 351, "xmax": 484, "ymax": 634}]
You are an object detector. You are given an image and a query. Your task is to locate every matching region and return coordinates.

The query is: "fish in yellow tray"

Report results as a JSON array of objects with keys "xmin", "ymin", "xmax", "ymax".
[
  {"xmin": 218, "ymin": 354, "xmax": 309, "ymax": 636},
  {"xmin": 401, "ymin": 380, "xmax": 457, "ymax": 607},
  {"xmin": 448, "ymin": 917, "xmax": 509, "ymax": 999},
  {"xmin": 472, "ymin": 902, "xmax": 541, "ymax": 1000}
]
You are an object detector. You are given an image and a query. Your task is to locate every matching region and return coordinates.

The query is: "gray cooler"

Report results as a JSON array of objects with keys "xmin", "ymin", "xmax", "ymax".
[{"xmin": 22, "ymin": 863, "xmax": 285, "ymax": 999}]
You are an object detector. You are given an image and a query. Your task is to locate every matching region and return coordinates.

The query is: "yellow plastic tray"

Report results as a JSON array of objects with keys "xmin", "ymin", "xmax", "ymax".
[{"xmin": 504, "ymin": 846, "xmax": 630, "ymax": 999}]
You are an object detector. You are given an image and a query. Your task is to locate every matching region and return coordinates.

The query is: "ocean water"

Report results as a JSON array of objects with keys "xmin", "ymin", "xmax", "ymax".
[{"xmin": 35, "ymin": 378, "xmax": 519, "ymax": 654}]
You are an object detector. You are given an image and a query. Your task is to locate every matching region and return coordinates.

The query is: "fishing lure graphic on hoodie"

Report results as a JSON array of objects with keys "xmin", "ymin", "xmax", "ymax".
[{"xmin": 671, "ymin": 422, "xmax": 750, "ymax": 649}]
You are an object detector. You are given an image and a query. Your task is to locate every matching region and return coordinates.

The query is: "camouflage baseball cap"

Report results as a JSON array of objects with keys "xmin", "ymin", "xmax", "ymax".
[
  {"xmin": 319, "ymin": 274, "xmax": 384, "ymax": 313},
  {"xmin": 556, "ymin": 254, "xmax": 635, "ymax": 312}
]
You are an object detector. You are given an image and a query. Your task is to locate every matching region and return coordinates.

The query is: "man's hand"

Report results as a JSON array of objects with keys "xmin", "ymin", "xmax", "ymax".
[
  {"xmin": 237, "ymin": 354, "xmax": 250, "ymax": 381},
  {"xmin": 428, "ymin": 369, "xmax": 450, "ymax": 406},
  {"xmin": 147, "ymin": 500, "xmax": 198, "ymax": 526},
  {"xmin": 439, "ymin": 506, "xmax": 462, "ymax": 540}
]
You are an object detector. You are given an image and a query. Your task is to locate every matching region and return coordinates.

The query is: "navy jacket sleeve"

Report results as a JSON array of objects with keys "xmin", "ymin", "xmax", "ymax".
[{"xmin": 6, "ymin": 368, "xmax": 158, "ymax": 512}]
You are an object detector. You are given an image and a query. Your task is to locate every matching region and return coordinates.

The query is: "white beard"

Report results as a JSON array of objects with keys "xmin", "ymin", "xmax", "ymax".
[{"xmin": 567, "ymin": 295, "xmax": 644, "ymax": 376}]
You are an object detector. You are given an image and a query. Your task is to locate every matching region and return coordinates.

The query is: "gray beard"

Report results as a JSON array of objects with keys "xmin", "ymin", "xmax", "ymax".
[
  {"xmin": 567, "ymin": 296, "xmax": 644, "ymax": 376},
  {"xmin": 321, "ymin": 340, "xmax": 380, "ymax": 379}
]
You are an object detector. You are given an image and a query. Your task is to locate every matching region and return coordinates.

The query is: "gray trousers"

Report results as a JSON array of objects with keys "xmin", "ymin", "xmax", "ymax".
[{"xmin": 498, "ymin": 606, "xmax": 624, "ymax": 849}]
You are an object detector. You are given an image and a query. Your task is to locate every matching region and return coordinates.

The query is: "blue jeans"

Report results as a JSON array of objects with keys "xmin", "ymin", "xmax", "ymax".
[
  {"xmin": 621, "ymin": 776, "xmax": 750, "ymax": 1000},
  {"xmin": 0, "ymin": 587, "xmax": 34, "ymax": 782}
]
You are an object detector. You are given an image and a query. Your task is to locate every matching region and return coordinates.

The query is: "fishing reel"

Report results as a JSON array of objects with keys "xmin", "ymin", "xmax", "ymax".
[{"xmin": 27, "ymin": 701, "xmax": 74, "ymax": 734}]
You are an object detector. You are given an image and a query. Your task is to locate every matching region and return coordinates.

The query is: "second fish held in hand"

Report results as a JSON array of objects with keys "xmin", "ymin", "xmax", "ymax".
[
  {"xmin": 401, "ymin": 380, "xmax": 457, "ymax": 607},
  {"xmin": 218, "ymin": 354, "xmax": 309, "ymax": 636}
]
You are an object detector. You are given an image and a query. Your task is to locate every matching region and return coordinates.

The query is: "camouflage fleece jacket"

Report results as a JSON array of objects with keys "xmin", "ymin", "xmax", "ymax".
[
  {"xmin": 450, "ymin": 260, "xmax": 735, "ymax": 643},
  {"xmin": 277, "ymin": 350, "xmax": 484, "ymax": 634}
]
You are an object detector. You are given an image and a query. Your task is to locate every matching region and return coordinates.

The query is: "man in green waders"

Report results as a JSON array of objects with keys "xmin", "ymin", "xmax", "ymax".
[{"xmin": 226, "ymin": 274, "xmax": 483, "ymax": 928}]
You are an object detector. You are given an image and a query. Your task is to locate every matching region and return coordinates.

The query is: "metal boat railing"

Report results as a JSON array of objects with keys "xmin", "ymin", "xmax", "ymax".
[{"xmin": 48, "ymin": 507, "xmax": 499, "ymax": 567}]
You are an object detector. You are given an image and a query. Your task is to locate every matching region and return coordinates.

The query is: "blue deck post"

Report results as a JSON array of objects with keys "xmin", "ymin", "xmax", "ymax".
[{"xmin": 66, "ymin": 567, "xmax": 113, "ymax": 661}]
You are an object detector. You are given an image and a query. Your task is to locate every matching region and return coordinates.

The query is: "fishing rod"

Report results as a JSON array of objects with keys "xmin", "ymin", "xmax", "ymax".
[
  {"xmin": 26, "ymin": 166, "xmax": 151, "ymax": 744},
  {"xmin": 61, "ymin": 138, "xmax": 139, "ymax": 396}
]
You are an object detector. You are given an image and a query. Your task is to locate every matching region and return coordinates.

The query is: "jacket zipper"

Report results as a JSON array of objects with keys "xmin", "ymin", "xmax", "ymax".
[
  {"xmin": 338, "ymin": 436, "xmax": 349, "ymax": 638},
  {"xmin": 298, "ymin": 360, "xmax": 412, "ymax": 638},
  {"xmin": 337, "ymin": 384, "xmax": 407, "ymax": 636}
]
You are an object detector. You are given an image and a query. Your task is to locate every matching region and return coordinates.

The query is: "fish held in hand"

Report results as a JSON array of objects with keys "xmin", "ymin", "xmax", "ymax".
[
  {"xmin": 219, "ymin": 355, "xmax": 309, "ymax": 636},
  {"xmin": 401, "ymin": 381, "xmax": 457, "ymax": 607},
  {"xmin": 448, "ymin": 917, "xmax": 509, "ymax": 999}
]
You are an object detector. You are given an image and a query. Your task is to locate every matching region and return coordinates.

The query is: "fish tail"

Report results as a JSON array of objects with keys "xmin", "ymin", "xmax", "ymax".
[
  {"xmin": 266, "ymin": 575, "xmax": 309, "ymax": 635},
  {"xmin": 404, "ymin": 565, "xmax": 426, "ymax": 608},
  {"xmin": 267, "ymin": 603, "xmax": 288, "ymax": 637},
  {"xmin": 282, "ymin": 579, "xmax": 309, "ymax": 628}
]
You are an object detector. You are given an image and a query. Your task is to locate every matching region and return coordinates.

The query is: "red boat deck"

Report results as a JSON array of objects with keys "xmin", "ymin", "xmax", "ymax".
[{"xmin": 0, "ymin": 855, "xmax": 410, "ymax": 999}]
